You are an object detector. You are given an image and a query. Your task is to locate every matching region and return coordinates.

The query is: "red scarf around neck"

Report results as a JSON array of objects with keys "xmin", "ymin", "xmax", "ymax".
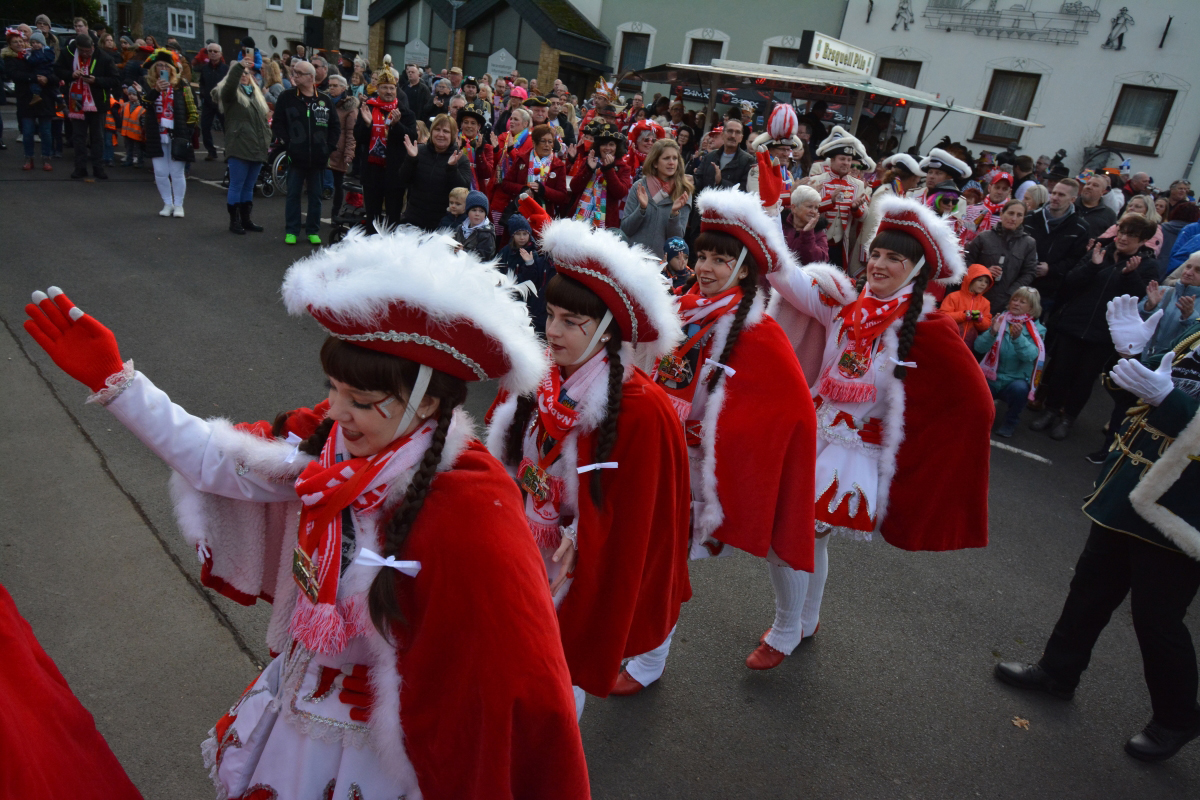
[
  {"xmin": 653, "ymin": 284, "xmax": 743, "ymax": 421},
  {"xmin": 366, "ymin": 97, "xmax": 397, "ymax": 165},
  {"xmin": 818, "ymin": 286, "xmax": 913, "ymax": 405}
]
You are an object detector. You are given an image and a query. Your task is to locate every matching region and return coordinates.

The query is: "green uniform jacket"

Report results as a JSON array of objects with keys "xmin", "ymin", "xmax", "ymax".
[{"xmin": 1084, "ymin": 322, "xmax": 1200, "ymax": 560}]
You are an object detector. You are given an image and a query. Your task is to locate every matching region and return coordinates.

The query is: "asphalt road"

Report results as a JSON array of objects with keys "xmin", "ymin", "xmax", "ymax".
[{"xmin": 1, "ymin": 116, "xmax": 1197, "ymax": 798}]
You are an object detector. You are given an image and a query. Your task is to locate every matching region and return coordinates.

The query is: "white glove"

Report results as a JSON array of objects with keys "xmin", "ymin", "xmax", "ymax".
[
  {"xmin": 1107, "ymin": 294, "xmax": 1162, "ymax": 356},
  {"xmin": 1110, "ymin": 352, "xmax": 1175, "ymax": 406}
]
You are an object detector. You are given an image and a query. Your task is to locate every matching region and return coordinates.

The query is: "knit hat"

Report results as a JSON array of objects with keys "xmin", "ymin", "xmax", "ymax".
[
  {"xmin": 664, "ymin": 237, "xmax": 689, "ymax": 261},
  {"xmin": 30, "ymin": 31, "xmax": 46, "ymax": 46},
  {"xmin": 465, "ymin": 190, "xmax": 489, "ymax": 214},
  {"xmin": 506, "ymin": 214, "xmax": 532, "ymax": 236}
]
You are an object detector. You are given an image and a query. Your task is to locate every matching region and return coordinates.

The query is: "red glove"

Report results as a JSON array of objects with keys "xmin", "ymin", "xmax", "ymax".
[
  {"xmin": 312, "ymin": 663, "xmax": 374, "ymax": 722},
  {"xmin": 756, "ymin": 149, "xmax": 783, "ymax": 210},
  {"xmin": 23, "ymin": 288, "xmax": 125, "ymax": 393}
]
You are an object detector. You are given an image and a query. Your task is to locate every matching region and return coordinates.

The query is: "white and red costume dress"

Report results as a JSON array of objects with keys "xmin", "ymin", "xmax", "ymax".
[{"xmin": 768, "ymin": 194, "xmax": 995, "ymax": 635}]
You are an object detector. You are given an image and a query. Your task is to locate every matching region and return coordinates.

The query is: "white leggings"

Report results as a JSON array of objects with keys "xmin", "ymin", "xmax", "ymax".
[{"xmin": 153, "ymin": 134, "xmax": 186, "ymax": 206}]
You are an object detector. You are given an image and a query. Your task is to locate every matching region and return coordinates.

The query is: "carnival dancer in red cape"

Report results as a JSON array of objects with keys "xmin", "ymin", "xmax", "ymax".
[
  {"xmin": 767, "ymin": 193, "xmax": 994, "ymax": 652},
  {"xmin": 627, "ymin": 186, "xmax": 820, "ymax": 679},
  {"xmin": 23, "ymin": 229, "xmax": 589, "ymax": 800},
  {"xmin": 487, "ymin": 200, "xmax": 692, "ymax": 712}
]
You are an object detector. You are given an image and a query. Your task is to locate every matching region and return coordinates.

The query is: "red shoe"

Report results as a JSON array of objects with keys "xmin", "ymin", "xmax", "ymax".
[
  {"xmin": 22, "ymin": 159, "xmax": 33, "ymax": 171},
  {"xmin": 609, "ymin": 668, "xmax": 648, "ymax": 696},
  {"xmin": 746, "ymin": 639, "xmax": 786, "ymax": 670},
  {"xmin": 42, "ymin": 160, "xmax": 53, "ymax": 172}
]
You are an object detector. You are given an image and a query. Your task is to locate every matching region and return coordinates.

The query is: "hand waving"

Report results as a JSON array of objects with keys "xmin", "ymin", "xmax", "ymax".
[
  {"xmin": 1110, "ymin": 352, "xmax": 1175, "ymax": 406},
  {"xmin": 24, "ymin": 288, "xmax": 125, "ymax": 392},
  {"xmin": 1106, "ymin": 294, "xmax": 1162, "ymax": 356},
  {"xmin": 636, "ymin": 182, "xmax": 649, "ymax": 209},
  {"xmin": 403, "ymin": 134, "xmax": 418, "ymax": 158}
]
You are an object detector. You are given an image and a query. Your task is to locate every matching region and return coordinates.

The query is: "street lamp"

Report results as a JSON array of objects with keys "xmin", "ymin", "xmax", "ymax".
[{"xmin": 449, "ymin": 0, "xmax": 465, "ymax": 71}]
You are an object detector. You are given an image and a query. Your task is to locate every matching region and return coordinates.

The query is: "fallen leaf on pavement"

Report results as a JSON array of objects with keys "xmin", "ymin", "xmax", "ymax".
[{"xmin": 1012, "ymin": 716, "xmax": 1030, "ymax": 730}]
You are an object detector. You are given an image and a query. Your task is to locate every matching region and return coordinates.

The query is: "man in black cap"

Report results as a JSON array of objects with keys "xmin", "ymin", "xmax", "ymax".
[
  {"xmin": 55, "ymin": 34, "xmax": 119, "ymax": 180},
  {"xmin": 460, "ymin": 75, "xmax": 491, "ymax": 118}
]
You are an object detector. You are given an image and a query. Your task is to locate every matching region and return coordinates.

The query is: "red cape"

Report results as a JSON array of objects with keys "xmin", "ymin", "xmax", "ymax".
[
  {"xmin": 879, "ymin": 313, "xmax": 993, "ymax": 551},
  {"xmin": 707, "ymin": 317, "xmax": 818, "ymax": 571},
  {"xmin": 556, "ymin": 371, "xmax": 693, "ymax": 696},
  {"xmin": 393, "ymin": 443, "xmax": 590, "ymax": 798},
  {"xmin": 0, "ymin": 583, "xmax": 143, "ymax": 799}
]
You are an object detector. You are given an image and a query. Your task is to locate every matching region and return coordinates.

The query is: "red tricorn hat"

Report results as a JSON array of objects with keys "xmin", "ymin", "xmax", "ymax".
[
  {"xmin": 281, "ymin": 228, "xmax": 547, "ymax": 393},
  {"xmin": 538, "ymin": 219, "xmax": 682, "ymax": 357},
  {"xmin": 697, "ymin": 187, "xmax": 797, "ymax": 275},
  {"xmin": 868, "ymin": 194, "xmax": 967, "ymax": 285}
]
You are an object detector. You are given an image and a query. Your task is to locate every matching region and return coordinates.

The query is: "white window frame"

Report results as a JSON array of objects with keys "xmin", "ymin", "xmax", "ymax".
[
  {"xmin": 343, "ymin": 0, "xmax": 361, "ymax": 20},
  {"xmin": 681, "ymin": 28, "xmax": 729, "ymax": 65},
  {"xmin": 612, "ymin": 21, "xmax": 656, "ymax": 92},
  {"xmin": 759, "ymin": 35, "xmax": 801, "ymax": 66},
  {"xmin": 267, "ymin": 0, "xmax": 283, "ymax": 9},
  {"xmin": 167, "ymin": 8, "xmax": 196, "ymax": 39},
  {"xmin": 298, "ymin": 0, "xmax": 314, "ymax": 15}
]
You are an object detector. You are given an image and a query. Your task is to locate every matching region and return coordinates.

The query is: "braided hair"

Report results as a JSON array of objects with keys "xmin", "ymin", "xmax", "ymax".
[
  {"xmin": 294, "ymin": 337, "xmax": 469, "ymax": 636},
  {"xmin": 589, "ymin": 335, "xmax": 623, "ymax": 505},
  {"xmin": 862, "ymin": 228, "xmax": 932, "ymax": 380},
  {"xmin": 693, "ymin": 230, "xmax": 759, "ymax": 392}
]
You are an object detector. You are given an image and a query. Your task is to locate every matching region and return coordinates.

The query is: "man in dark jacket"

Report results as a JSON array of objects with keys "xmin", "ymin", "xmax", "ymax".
[
  {"xmin": 55, "ymin": 35, "xmax": 120, "ymax": 180},
  {"xmin": 197, "ymin": 43, "xmax": 229, "ymax": 161},
  {"xmin": 1076, "ymin": 173, "xmax": 1119, "ymax": 238},
  {"xmin": 271, "ymin": 59, "xmax": 340, "ymax": 245},
  {"xmin": 1026, "ymin": 178, "xmax": 1091, "ymax": 318},
  {"xmin": 401, "ymin": 64, "xmax": 431, "ymax": 121}
]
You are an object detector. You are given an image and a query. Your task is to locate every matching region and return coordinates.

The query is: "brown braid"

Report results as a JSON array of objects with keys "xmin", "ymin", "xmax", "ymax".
[
  {"xmin": 368, "ymin": 409, "xmax": 452, "ymax": 636},
  {"xmin": 706, "ymin": 282, "xmax": 758, "ymax": 392},
  {"xmin": 291, "ymin": 417, "xmax": 335, "ymax": 456},
  {"xmin": 504, "ymin": 394, "xmax": 538, "ymax": 466},
  {"xmin": 891, "ymin": 266, "xmax": 931, "ymax": 380},
  {"xmin": 589, "ymin": 336, "xmax": 623, "ymax": 506}
]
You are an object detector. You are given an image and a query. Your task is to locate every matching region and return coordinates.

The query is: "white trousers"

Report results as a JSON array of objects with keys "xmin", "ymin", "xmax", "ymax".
[
  {"xmin": 153, "ymin": 133, "xmax": 186, "ymax": 206},
  {"xmin": 624, "ymin": 625, "xmax": 676, "ymax": 686}
]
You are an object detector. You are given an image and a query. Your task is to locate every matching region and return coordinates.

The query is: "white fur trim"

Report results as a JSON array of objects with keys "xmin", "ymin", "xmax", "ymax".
[
  {"xmin": 815, "ymin": 125, "xmax": 867, "ymax": 160},
  {"xmin": 696, "ymin": 187, "xmax": 798, "ymax": 275},
  {"xmin": 1129, "ymin": 406, "xmax": 1200, "ymax": 561},
  {"xmin": 920, "ymin": 147, "xmax": 971, "ymax": 181},
  {"xmin": 882, "ymin": 153, "xmax": 925, "ymax": 177},
  {"xmin": 693, "ymin": 291, "xmax": 769, "ymax": 538},
  {"xmin": 281, "ymin": 227, "xmax": 548, "ymax": 396},
  {"xmin": 538, "ymin": 219, "xmax": 683, "ymax": 357},
  {"xmin": 751, "ymin": 131, "xmax": 802, "ymax": 151},
  {"xmin": 364, "ymin": 623, "xmax": 423, "ymax": 795},
  {"xmin": 868, "ymin": 193, "xmax": 967, "ymax": 285},
  {"xmin": 802, "ymin": 263, "xmax": 858, "ymax": 305}
]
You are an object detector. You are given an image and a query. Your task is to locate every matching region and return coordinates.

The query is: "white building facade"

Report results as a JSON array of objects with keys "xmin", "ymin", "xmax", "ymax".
[
  {"xmin": 839, "ymin": 0, "xmax": 1200, "ymax": 181},
  {"xmin": 203, "ymin": 0, "xmax": 372, "ymax": 63}
]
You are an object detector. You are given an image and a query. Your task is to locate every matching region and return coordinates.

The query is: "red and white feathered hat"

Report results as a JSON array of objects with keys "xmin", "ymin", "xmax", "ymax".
[
  {"xmin": 697, "ymin": 187, "xmax": 797, "ymax": 276},
  {"xmin": 282, "ymin": 227, "xmax": 547, "ymax": 394},
  {"xmin": 868, "ymin": 193, "xmax": 967, "ymax": 285},
  {"xmin": 628, "ymin": 119, "xmax": 666, "ymax": 144},
  {"xmin": 815, "ymin": 125, "xmax": 868, "ymax": 161},
  {"xmin": 538, "ymin": 219, "xmax": 683, "ymax": 358},
  {"xmin": 751, "ymin": 104, "xmax": 802, "ymax": 151}
]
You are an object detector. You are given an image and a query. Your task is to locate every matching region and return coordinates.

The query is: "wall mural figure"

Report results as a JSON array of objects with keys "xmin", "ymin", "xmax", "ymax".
[
  {"xmin": 921, "ymin": 0, "xmax": 1100, "ymax": 46},
  {"xmin": 1101, "ymin": 7, "xmax": 1135, "ymax": 51},
  {"xmin": 893, "ymin": 0, "xmax": 915, "ymax": 31}
]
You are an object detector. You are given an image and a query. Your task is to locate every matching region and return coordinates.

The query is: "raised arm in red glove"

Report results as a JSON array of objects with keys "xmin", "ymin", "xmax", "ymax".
[
  {"xmin": 756, "ymin": 148, "xmax": 784, "ymax": 210},
  {"xmin": 23, "ymin": 287, "xmax": 125, "ymax": 393}
]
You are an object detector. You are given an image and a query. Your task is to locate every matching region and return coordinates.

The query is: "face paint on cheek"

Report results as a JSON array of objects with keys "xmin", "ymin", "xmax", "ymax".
[{"xmin": 374, "ymin": 396, "xmax": 396, "ymax": 418}]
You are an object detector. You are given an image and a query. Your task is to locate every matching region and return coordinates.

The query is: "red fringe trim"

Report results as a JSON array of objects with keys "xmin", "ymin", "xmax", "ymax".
[
  {"xmin": 290, "ymin": 601, "xmax": 349, "ymax": 656},
  {"xmin": 818, "ymin": 370, "xmax": 877, "ymax": 405},
  {"xmin": 529, "ymin": 521, "xmax": 562, "ymax": 549}
]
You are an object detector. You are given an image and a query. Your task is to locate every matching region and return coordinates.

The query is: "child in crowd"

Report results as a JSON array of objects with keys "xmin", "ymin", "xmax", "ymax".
[
  {"xmin": 495, "ymin": 213, "xmax": 553, "ymax": 333},
  {"xmin": 22, "ymin": 32, "xmax": 58, "ymax": 108},
  {"xmin": 662, "ymin": 236, "xmax": 692, "ymax": 291},
  {"xmin": 974, "ymin": 286, "xmax": 1046, "ymax": 438},
  {"xmin": 454, "ymin": 189, "xmax": 496, "ymax": 260},
  {"xmin": 941, "ymin": 263, "xmax": 994, "ymax": 343},
  {"xmin": 440, "ymin": 186, "xmax": 468, "ymax": 230},
  {"xmin": 120, "ymin": 85, "xmax": 145, "ymax": 167}
]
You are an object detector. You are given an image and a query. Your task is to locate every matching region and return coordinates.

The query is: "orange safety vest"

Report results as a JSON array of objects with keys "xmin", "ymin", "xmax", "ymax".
[
  {"xmin": 120, "ymin": 102, "xmax": 145, "ymax": 142},
  {"xmin": 105, "ymin": 97, "xmax": 119, "ymax": 131}
]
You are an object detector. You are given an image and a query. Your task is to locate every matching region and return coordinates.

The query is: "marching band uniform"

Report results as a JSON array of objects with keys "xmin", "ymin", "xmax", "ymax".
[
  {"xmin": 23, "ymin": 231, "xmax": 589, "ymax": 800},
  {"xmin": 489, "ymin": 201, "xmax": 692, "ymax": 708},
  {"xmin": 769, "ymin": 194, "xmax": 994, "ymax": 641},
  {"xmin": 809, "ymin": 126, "xmax": 871, "ymax": 271}
]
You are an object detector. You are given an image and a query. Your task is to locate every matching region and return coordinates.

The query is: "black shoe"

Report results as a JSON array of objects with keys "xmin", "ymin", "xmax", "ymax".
[
  {"xmin": 1084, "ymin": 448, "xmax": 1108, "ymax": 465},
  {"xmin": 228, "ymin": 203, "xmax": 245, "ymax": 234},
  {"xmin": 1125, "ymin": 718, "xmax": 1200, "ymax": 762},
  {"xmin": 205, "ymin": 152, "xmax": 217, "ymax": 161},
  {"xmin": 322, "ymin": 187, "xmax": 334, "ymax": 200},
  {"xmin": 239, "ymin": 202, "xmax": 264, "ymax": 232},
  {"xmin": 1029, "ymin": 410, "xmax": 1058, "ymax": 433},
  {"xmin": 994, "ymin": 662, "xmax": 1075, "ymax": 700},
  {"xmin": 70, "ymin": 169, "xmax": 87, "ymax": 180},
  {"xmin": 93, "ymin": 168, "xmax": 108, "ymax": 180},
  {"xmin": 1049, "ymin": 415, "xmax": 1074, "ymax": 441}
]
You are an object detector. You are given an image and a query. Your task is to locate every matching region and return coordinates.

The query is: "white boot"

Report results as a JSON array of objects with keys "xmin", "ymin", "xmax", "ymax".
[
  {"xmin": 158, "ymin": 204, "xmax": 174, "ymax": 217},
  {"xmin": 172, "ymin": 205, "xmax": 185, "ymax": 218}
]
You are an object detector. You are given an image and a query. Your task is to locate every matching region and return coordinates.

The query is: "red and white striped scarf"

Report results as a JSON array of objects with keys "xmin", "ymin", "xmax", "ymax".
[{"xmin": 290, "ymin": 418, "xmax": 435, "ymax": 655}]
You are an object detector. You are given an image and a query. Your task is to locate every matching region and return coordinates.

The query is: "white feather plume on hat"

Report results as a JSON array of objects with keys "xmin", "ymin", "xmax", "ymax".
[{"xmin": 815, "ymin": 125, "xmax": 868, "ymax": 160}]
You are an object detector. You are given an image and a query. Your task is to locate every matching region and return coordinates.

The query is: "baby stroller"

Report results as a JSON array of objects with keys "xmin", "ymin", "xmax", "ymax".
[{"xmin": 329, "ymin": 177, "xmax": 366, "ymax": 244}]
